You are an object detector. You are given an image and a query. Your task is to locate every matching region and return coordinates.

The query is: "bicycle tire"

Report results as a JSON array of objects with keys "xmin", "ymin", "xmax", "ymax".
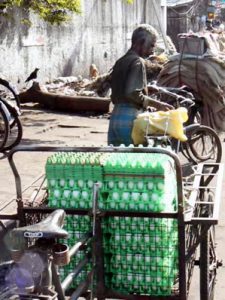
[
  {"xmin": 188, "ymin": 107, "xmax": 202, "ymax": 125},
  {"xmin": 0, "ymin": 78, "xmax": 20, "ymax": 109},
  {"xmin": 200, "ymin": 227, "xmax": 216, "ymax": 300},
  {"xmin": 187, "ymin": 126, "xmax": 222, "ymax": 163},
  {"xmin": 3, "ymin": 115, "xmax": 23, "ymax": 151},
  {"xmin": 0, "ymin": 105, "xmax": 9, "ymax": 151}
]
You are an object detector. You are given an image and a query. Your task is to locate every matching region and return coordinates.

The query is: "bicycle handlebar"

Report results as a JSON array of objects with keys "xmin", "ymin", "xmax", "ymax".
[{"xmin": 147, "ymin": 84, "xmax": 195, "ymax": 108}]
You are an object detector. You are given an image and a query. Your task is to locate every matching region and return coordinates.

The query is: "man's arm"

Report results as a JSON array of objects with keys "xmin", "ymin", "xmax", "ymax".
[{"xmin": 125, "ymin": 60, "xmax": 172, "ymax": 110}]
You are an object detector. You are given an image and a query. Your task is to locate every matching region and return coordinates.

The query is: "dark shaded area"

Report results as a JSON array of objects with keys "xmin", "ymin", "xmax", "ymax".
[{"xmin": 0, "ymin": 220, "xmax": 16, "ymax": 263}]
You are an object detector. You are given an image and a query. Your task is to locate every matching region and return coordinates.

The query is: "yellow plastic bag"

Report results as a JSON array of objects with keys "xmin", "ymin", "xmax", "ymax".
[{"xmin": 132, "ymin": 107, "xmax": 188, "ymax": 145}]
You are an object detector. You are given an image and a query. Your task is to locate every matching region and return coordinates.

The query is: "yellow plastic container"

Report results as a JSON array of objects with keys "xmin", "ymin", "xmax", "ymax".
[{"xmin": 132, "ymin": 107, "xmax": 188, "ymax": 145}]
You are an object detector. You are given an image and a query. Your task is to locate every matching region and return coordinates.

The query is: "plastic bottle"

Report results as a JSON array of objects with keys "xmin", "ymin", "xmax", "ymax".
[
  {"xmin": 127, "ymin": 179, "xmax": 135, "ymax": 190},
  {"xmin": 87, "ymin": 179, "xmax": 94, "ymax": 189},
  {"xmin": 77, "ymin": 179, "xmax": 85, "ymax": 188},
  {"xmin": 50, "ymin": 196, "xmax": 58, "ymax": 207},
  {"xmin": 137, "ymin": 180, "xmax": 145, "ymax": 191},
  {"xmin": 108, "ymin": 180, "xmax": 115, "ymax": 189},
  {"xmin": 147, "ymin": 181, "xmax": 154, "ymax": 191},
  {"xmin": 118, "ymin": 180, "xmax": 125, "ymax": 190},
  {"xmin": 71, "ymin": 190, "xmax": 80, "ymax": 207}
]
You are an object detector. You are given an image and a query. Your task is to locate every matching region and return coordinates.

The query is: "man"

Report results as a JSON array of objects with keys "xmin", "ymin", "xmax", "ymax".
[
  {"xmin": 107, "ymin": 24, "xmax": 172, "ymax": 146},
  {"xmin": 205, "ymin": 19, "xmax": 214, "ymax": 32}
]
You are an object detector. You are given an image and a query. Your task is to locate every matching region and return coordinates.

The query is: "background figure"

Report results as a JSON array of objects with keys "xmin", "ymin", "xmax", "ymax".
[
  {"xmin": 205, "ymin": 19, "xmax": 214, "ymax": 32},
  {"xmin": 108, "ymin": 24, "xmax": 172, "ymax": 146}
]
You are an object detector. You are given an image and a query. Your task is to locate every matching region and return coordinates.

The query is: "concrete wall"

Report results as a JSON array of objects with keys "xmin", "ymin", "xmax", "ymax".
[{"xmin": 0, "ymin": 0, "xmax": 164, "ymax": 84}]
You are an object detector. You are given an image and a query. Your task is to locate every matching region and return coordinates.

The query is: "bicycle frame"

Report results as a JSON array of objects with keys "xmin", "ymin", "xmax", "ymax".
[{"xmin": 6, "ymin": 185, "xmax": 97, "ymax": 300}]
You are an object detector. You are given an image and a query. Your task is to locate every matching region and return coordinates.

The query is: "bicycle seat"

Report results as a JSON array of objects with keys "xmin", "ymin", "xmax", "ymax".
[{"xmin": 11, "ymin": 209, "xmax": 68, "ymax": 239}]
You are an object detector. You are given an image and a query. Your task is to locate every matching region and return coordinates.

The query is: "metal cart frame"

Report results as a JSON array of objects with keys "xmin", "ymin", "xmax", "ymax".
[{"xmin": 1, "ymin": 145, "xmax": 224, "ymax": 300}]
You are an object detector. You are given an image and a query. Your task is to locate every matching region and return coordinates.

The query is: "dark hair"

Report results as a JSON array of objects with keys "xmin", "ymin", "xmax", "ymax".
[{"xmin": 131, "ymin": 24, "xmax": 158, "ymax": 47}]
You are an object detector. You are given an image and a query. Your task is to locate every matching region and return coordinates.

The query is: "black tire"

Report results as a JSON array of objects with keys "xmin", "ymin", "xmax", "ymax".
[
  {"xmin": 186, "ymin": 126, "xmax": 222, "ymax": 185},
  {"xmin": 188, "ymin": 109, "xmax": 202, "ymax": 125},
  {"xmin": 200, "ymin": 227, "xmax": 216, "ymax": 300},
  {"xmin": 0, "ymin": 79, "xmax": 20, "ymax": 109},
  {"xmin": 187, "ymin": 126, "xmax": 222, "ymax": 164},
  {"xmin": 0, "ymin": 105, "xmax": 9, "ymax": 152},
  {"xmin": 3, "ymin": 115, "xmax": 23, "ymax": 151}
]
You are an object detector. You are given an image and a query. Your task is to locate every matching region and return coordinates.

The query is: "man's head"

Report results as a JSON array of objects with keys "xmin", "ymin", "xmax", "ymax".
[{"xmin": 131, "ymin": 24, "xmax": 158, "ymax": 58}]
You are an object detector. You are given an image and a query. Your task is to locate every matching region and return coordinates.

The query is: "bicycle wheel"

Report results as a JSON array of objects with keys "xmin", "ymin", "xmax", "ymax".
[
  {"xmin": 200, "ymin": 226, "xmax": 217, "ymax": 300},
  {"xmin": 188, "ymin": 107, "xmax": 202, "ymax": 125},
  {"xmin": 0, "ymin": 78, "xmax": 20, "ymax": 109},
  {"xmin": 3, "ymin": 115, "xmax": 23, "ymax": 151},
  {"xmin": 0, "ymin": 105, "xmax": 9, "ymax": 151},
  {"xmin": 186, "ymin": 126, "xmax": 222, "ymax": 164}
]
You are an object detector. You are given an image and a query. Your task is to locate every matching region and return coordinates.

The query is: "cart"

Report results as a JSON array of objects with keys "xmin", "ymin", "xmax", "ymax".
[{"xmin": 0, "ymin": 145, "xmax": 224, "ymax": 300}]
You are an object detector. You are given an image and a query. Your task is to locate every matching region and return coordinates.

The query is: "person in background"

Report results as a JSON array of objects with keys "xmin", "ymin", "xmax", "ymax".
[
  {"xmin": 205, "ymin": 19, "xmax": 215, "ymax": 32},
  {"xmin": 108, "ymin": 24, "xmax": 172, "ymax": 146}
]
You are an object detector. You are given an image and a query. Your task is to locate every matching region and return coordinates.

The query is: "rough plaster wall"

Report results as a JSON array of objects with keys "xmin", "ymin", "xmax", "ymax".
[{"xmin": 0, "ymin": 0, "xmax": 162, "ymax": 84}]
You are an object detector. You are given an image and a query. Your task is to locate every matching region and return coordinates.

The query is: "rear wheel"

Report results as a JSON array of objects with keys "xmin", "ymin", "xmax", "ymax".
[
  {"xmin": 0, "ymin": 79, "xmax": 20, "ymax": 109},
  {"xmin": 187, "ymin": 126, "xmax": 222, "ymax": 163},
  {"xmin": 181, "ymin": 125, "xmax": 222, "ymax": 184},
  {"xmin": 200, "ymin": 227, "xmax": 216, "ymax": 300},
  {"xmin": 3, "ymin": 115, "xmax": 23, "ymax": 151},
  {"xmin": 0, "ymin": 106, "xmax": 9, "ymax": 151}
]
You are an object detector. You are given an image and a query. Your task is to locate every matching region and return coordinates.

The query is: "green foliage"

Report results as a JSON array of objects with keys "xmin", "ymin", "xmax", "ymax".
[
  {"xmin": 0, "ymin": 0, "xmax": 81, "ymax": 24},
  {"xmin": 0, "ymin": 0, "xmax": 133, "ymax": 24}
]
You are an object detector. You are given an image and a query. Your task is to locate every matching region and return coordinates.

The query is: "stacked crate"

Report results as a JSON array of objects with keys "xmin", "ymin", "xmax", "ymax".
[
  {"xmin": 103, "ymin": 153, "xmax": 177, "ymax": 212},
  {"xmin": 102, "ymin": 153, "xmax": 178, "ymax": 296},
  {"xmin": 45, "ymin": 151, "xmax": 179, "ymax": 295},
  {"xmin": 46, "ymin": 152, "xmax": 107, "ymax": 288},
  {"xmin": 46, "ymin": 152, "xmax": 107, "ymax": 209},
  {"xmin": 103, "ymin": 216, "xmax": 178, "ymax": 295}
]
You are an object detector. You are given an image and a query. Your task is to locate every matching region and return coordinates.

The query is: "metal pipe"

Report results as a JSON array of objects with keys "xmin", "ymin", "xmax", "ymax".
[
  {"xmin": 22, "ymin": 206, "xmax": 178, "ymax": 219},
  {"xmin": 70, "ymin": 270, "xmax": 94, "ymax": 300},
  {"xmin": 69, "ymin": 232, "xmax": 92, "ymax": 258},
  {"xmin": 213, "ymin": 163, "xmax": 224, "ymax": 222},
  {"xmin": 61, "ymin": 256, "xmax": 90, "ymax": 292},
  {"xmin": 90, "ymin": 182, "xmax": 99, "ymax": 300},
  {"xmin": 52, "ymin": 263, "xmax": 65, "ymax": 300}
]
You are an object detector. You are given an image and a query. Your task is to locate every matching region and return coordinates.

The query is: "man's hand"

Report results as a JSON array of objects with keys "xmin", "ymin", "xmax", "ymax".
[
  {"xmin": 148, "ymin": 85, "xmax": 159, "ymax": 95},
  {"xmin": 144, "ymin": 97, "xmax": 174, "ymax": 111},
  {"xmin": 158, "ymin": 102, "xmax": 174, "ymax": 111}
]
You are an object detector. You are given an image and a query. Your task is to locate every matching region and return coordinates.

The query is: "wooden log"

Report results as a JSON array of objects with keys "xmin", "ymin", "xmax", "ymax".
[{"xmin": 19, "ymin": 82, "xmax": 110, "ymax": 113}]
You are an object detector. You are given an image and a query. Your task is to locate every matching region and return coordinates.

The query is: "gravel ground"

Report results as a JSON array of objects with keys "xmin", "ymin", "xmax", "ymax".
[{"xmin": 0, "ymin": 103, "xmax": 225, "ymax": 299}]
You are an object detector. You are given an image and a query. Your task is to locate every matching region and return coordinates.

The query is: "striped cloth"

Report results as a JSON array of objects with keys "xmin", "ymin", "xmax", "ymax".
[{"xmin": 108, "ymin": 103, "xmax": 142, "ymax": 146}]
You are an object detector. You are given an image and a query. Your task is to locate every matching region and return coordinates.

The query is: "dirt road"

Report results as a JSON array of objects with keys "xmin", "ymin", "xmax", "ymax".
[
  {"xmin": 0, "ymin": 104, "xmax": 225, "ymax": 299},
  {"xmin": 0, "ymin": 104, "xmax": 109, "ymax": 213}
]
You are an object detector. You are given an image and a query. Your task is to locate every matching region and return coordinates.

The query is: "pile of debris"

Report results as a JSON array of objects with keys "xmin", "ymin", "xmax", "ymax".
[
  {"xmin": 157, "ymin": 31, "xmax": 225, "ymax": 132},
  {"xmin": 19, "ymin": 54, "xmax": 168, "ymax": 114}
]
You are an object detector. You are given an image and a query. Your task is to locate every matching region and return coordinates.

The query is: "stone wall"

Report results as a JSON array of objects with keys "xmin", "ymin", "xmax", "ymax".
[{"xmin": 0, "ymin": 0, "xmax": 164, "ymax": 84}]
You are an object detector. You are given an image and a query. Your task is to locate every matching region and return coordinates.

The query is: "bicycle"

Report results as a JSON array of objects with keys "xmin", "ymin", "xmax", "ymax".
[
  {"xmin": 0, "ymin": 186, "xmax": 98, "ymax": 300},
  {"xmin": 0, "ymin": 78, "xmax": 23, "ymax": 152},
  {"xmin": 147, "ymin": 84, "xmax": 222, "ymax": 165}
]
